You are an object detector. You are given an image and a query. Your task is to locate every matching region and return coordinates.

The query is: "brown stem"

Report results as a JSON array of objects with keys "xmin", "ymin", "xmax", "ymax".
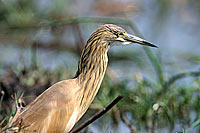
[
  {"xmin": 72, "ymin": 23, "xmax": 84, "ymax": 55},
  {"xmin": 120, "ymin": 112, "xmax": 136, "ymax": 133}
]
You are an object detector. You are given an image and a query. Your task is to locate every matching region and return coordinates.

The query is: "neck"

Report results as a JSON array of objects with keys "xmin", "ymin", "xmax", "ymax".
[{"xmin": 75, "ymin": 39, "xmax": 110, "ymax": 112}]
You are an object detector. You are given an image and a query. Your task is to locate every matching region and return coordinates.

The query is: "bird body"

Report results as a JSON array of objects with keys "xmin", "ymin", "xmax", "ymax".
[
  {"xmin": 10, "ymin": 79, "xmax": 79, "ymax": 132},
  {"xmin": 8, "ymin": 24, "xmax": 157, "ymax": 132}
]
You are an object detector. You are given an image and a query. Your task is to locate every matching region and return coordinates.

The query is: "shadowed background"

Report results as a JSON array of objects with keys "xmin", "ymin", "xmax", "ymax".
[{"xmin": 0, "ymin": 0, "xmax": 200, "ymax": 132}]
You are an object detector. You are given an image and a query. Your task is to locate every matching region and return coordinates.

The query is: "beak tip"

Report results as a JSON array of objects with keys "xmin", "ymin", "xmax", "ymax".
[
  {"xmin": 152, "ymin": 45, "xmax": 158, "ymax": 48},
  {"xmin": 142, "ymin": 41, "xmax": 158, "ymax": 48}
]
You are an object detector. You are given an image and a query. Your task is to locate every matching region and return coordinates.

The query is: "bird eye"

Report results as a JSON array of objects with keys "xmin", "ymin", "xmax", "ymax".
[{"xmin": 117, "ymin": 32, "xmax": 124, "ymax": 37}]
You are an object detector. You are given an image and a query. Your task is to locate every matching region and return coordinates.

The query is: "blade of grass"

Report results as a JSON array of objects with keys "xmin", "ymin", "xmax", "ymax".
[{"xmin": 186, "ymin": 119, "xmax": 200, "ymax": 132}]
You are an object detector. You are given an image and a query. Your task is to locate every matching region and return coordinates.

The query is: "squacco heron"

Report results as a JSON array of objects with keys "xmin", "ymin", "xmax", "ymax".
[{"xmin": 8, "ymin": 24, "xmax": 157, "ymax": 132}]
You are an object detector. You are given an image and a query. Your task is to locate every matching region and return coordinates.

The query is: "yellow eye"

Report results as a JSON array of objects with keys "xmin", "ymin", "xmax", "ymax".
[{"xmin": 118, "ymin": 32, "xmax": 124, "ymax": 37}]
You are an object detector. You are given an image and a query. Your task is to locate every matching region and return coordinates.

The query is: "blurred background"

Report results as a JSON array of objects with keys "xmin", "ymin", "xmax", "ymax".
[{"xmin": 0, "ymin": 0, "xmax": 200, "ymax": 132}]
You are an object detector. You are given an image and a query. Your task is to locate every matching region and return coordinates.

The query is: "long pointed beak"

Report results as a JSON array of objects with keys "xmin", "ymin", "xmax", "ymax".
[{"xmin": 124, "ymin": 34, "xmax": 158, "ymax": 48}]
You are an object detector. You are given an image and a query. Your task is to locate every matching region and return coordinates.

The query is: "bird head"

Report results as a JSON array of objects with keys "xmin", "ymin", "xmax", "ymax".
[{"xmin": 95, "ymin": 24, "xmax": 158, "ymax": 48}]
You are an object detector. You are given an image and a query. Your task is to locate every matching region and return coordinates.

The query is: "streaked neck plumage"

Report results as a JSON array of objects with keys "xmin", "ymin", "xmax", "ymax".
[{"xmin": 75, "ymin": 33, "xmax": 110, "ymax": 114}]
